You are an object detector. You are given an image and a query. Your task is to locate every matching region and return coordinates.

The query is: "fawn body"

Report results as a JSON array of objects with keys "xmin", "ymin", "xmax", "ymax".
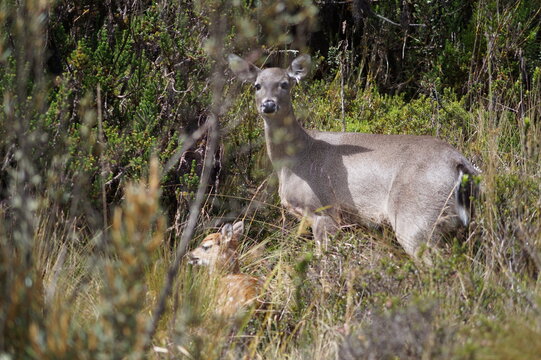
[
  {"xmin": 228, "ymin": 54, "xmax": 478, "ymax": 259},
  {"xmin": 187, "ymin": 221, "xmax": 262, "ymax": 317}
]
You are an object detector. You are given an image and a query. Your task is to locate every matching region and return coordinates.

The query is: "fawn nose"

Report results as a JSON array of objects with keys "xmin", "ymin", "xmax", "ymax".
[
  {"xmin": 187, "ymin": 253, "xmax": 198, "ymax": 264},
  {"xmin": 261, "ymin": 99, "xmax": 277, "ymax": 114}
]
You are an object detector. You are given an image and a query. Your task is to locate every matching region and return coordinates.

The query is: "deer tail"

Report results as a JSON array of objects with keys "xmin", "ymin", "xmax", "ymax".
[{"xmin": 455, "ymin": 163, "xmax": 478, "ymax": 227}]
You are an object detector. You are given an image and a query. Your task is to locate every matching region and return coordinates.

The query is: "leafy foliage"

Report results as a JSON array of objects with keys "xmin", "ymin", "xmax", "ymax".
[{"xmin": 1, "ymin": 0, "xmax": 541, "ymax": 359}]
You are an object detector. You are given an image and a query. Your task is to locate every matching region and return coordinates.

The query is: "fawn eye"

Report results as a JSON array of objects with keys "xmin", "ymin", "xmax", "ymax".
[
  {"xmin": 254, "ymin": 83, "xmax": 261, "ymax": 91},
  {"xmin": 280, "ymin": 82, "xmax": 289, "ymax": 90},
  {"xmin": 202, "ymin": 244, "xmax": 212, "ymax": 251}
]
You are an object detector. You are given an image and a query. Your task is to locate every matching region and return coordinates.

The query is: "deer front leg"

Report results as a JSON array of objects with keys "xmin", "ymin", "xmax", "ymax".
[
  {"xmin": 311, "ymin": 215, "xmax": 338, "ymax": 293},
  {"xmin": 312, "ymin": 215, "xmax": 339, "ymax": 254}
]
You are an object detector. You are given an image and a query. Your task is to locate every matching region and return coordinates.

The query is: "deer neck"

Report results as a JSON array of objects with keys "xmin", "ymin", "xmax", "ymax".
[
  {"xmin": 262, "ymin": 111, "xmax": 313, "ymax": 169},
  {"xmin": 217, "ymin": 250, "xmax": 240, "ymax": 274}
]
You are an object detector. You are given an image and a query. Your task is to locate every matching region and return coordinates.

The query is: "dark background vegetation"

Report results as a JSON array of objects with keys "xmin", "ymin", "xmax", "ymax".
[{"xmin": 1, "ymin": 0, "xmax": 540, "ymax": 358}]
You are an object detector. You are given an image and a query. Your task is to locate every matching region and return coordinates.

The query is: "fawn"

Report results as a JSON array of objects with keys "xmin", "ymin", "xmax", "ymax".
[{"xmin": 187, "ymin": 221, "xmax": 263, "ymax": 317}]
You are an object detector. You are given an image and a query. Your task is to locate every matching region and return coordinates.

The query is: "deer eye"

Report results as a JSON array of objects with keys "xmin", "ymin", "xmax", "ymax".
[
  {"xmin": 254, "ymin": 83, "xmax": 261, "ymax": 91},
  {"xmin": 202, "ymin": 244, "xmax": 213, "ymax": 251},
  {"xmin": 280, "ymin": 82, "xmax": 289, "ymax": 90}
]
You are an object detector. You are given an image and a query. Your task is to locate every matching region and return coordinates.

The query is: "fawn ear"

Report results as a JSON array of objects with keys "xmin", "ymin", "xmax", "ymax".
[
  {"xmin": 228, "ymin": 54, "xmax": 260, "ymax": 83},
  {"xmin": 220, "ymin": 223, "xmax": 234, "ymax": 244},
  {"xmin": 287, "ymin": 54, "xmax": 311, "ymax": 83},
  {"xmin": 232, "ymin": 221, "xmax": 244, "ymax": 239}
]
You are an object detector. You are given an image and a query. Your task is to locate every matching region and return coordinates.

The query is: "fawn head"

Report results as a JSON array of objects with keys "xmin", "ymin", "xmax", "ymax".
[
  {"xmin": 228, "ymin": 54, "xmax": 311, "ymax": 118},
  {"xmin": 187, "ymin": 221, "xmax": 245, "ymax": 273}
]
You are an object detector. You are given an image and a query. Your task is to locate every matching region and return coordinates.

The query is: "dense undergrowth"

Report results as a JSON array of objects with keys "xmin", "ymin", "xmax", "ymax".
[{"xmin": 1, "ymin": 0, "xmax": 541, "ymax": 359}]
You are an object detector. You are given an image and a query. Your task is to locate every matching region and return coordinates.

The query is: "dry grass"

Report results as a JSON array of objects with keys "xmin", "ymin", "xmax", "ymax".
[{"xmin": 1, "ymin": 0, "xmax": 541, "ymax": 359}]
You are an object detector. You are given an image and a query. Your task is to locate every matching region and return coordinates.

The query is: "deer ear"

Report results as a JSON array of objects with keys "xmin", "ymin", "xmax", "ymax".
[
  {"xmin": 232, "ymin": 221, "xmax": 244, "ymax": 239},
  {"xmin": 220, "ymin": 223, "xmax": 233, "ymax": 244},
  {"xmin": 228, "ymin": 54, "xmax": 260, "ymax": 83},
  {"xmin": 287, "ymin": 54, "xmax": 311, "ymax": 83}
]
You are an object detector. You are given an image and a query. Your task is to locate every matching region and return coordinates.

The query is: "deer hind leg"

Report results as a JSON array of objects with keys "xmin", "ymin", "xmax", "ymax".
[
  {"xmin": 312, "ymin": 215, "xmax": 339, "ymax": 254},
  {"xmin": 393, "ymin": 215, "xmax": 435, "ymax": 265}
]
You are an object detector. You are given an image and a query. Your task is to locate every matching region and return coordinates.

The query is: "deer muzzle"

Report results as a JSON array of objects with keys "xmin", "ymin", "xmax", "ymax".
[
  {"xmin": 261, "ymin": 99, "xmax": 278, "ymax": 114},
  {"xmin": 186, "ymin": 253, "xmax": 199, "ymax": 265}
]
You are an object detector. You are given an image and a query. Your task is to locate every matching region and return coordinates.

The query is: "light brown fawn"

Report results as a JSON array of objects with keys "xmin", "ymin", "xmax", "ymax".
[
  {"xmin": 228, "ymin": 54, "xmax": 478, "ymax": 260},
  {"xmin": 187, "ymin": 221, "xmax": 262, "ymax": 317}
]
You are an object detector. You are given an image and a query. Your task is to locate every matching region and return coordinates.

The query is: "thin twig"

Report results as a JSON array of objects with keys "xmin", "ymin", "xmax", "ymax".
[
  {"xmin": 161, "ymin": 120, "xmax": 211, "ymax": 178},
  {"xmin": 97, "ymin": 84, "xmax": 108, "ymax": 231},
  {"xmin": 143, "ymin": 114, "xmax": 219, "ymax": 350},
  {"xmin": 340, "ymin": 40, "xmax": 347, "ymax": 132}
]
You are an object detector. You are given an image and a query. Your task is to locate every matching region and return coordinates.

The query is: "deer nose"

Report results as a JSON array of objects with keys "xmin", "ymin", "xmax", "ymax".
[
  {"xmin": 261, "ymin": 99, "xmax": 277, "ymax": 114},
  {"xmin": 186, "ymin": 253, "xmax": 198, "ymax": 265}
]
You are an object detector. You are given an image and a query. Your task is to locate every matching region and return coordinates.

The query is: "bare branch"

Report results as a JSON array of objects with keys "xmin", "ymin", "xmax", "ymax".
[{"xmin": 143, "ymin": 115, "xmax": 219, "ymax": 349}]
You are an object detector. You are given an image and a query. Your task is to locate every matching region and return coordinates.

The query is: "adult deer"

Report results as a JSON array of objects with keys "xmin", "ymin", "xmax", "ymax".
[{"xmin": 228, "ymin": 54, "xmax": 478, "ymax": 260}]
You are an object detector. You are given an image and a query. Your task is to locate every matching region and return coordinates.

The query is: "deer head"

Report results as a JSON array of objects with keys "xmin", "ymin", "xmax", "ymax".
[
  {"xmin": 187, "ymin": 221, "xmax": 245, "ymax": 273},
  {"xmin": 228, "ymin": 54, "xmax": 311, "ymax": 118}
]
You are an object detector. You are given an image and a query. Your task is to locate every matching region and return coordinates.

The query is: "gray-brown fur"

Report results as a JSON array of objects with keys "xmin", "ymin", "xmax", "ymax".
[{"xmin": 228, "ymin": 54, "xmax": 478, "ymax": 259}]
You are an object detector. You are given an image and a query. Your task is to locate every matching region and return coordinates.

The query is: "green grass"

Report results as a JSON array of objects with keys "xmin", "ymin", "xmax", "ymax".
[
  {"xmin": 4, "ymin": 65, "xmax": 541, "ymax": 358},
  {"xmin": 3, "ymin": 73, "xmax": 541, "ymax": 357},
  {"xmin": 2, "ymin": 0, "xmax": 541, "ymax": 358}
]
